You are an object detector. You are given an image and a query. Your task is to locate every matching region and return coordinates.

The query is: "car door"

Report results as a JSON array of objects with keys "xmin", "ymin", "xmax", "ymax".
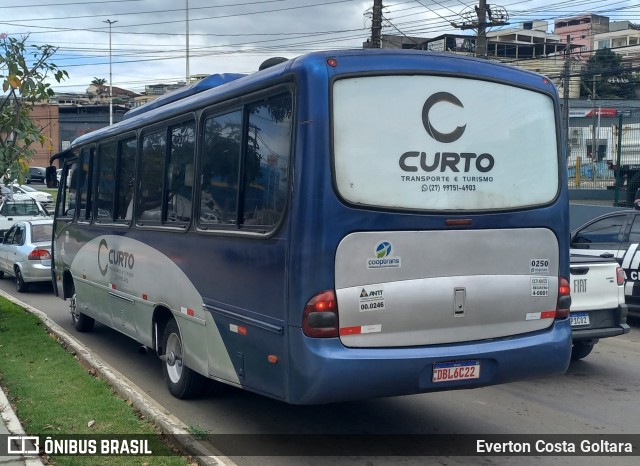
[
  {"xmin": 0, "ymin": 225, "xmax": 18, "ymax": 274},
  {"xmin": 570, "ymin": 213, "xmax": 630, "ymax": 259},
  {"xmin": 619, "ymin": 212, "xmax": 640, "ymax": 306}
]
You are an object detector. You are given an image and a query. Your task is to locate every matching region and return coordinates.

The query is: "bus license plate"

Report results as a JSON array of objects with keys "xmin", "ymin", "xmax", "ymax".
[
  {"xmin": 433, "ymin": 361, "xmax": 480, "ymax": 383},
  {"xmin": 570, "ymin": 313, "xmax": 590, "ymax": 326}
]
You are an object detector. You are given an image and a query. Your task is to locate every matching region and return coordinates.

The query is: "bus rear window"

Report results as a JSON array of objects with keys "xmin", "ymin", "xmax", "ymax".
[{"xmin": 332, "ymin": 75, "xmax": 559, "ymax": 211}]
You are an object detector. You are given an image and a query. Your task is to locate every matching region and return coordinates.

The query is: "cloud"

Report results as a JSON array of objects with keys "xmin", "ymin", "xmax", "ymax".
[
  {"xmin": 2, "ymin": 0, "xmax": 376, "ymax": 92},
  {"xmin": 2, "ymin": 0, "xmax": 638, "ymax": 93}
]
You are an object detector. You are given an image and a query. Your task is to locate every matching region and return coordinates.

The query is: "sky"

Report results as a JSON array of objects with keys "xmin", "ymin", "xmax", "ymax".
[{"xmin": 1, "ymin": 0, "xmax": 639, "ymax": 94}]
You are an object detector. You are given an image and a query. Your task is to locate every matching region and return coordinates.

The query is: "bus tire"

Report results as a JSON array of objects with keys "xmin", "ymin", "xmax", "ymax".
[
  {"xmin": 571, "ymin": 341, "xmax": 594, "ymax": 361},
  {"xmin": 161, "ymin": 319, "xmax": 204, "ymax": 399},
  {"xmin": 70, "ymin": 284, "xmax": 94, "ymax": 332}
]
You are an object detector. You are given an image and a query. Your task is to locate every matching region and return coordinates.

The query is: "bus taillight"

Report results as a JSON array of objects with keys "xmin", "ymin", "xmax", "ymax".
[
  {"xmin": 556, "ymin": 277, "xmax": 571, "ymax": 319},
  {"xmin": 303, "ymin": 290, "xmax": 339, "ymax": 338}
]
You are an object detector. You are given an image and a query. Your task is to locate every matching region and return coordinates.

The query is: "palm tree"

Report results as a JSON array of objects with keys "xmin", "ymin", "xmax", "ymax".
[{"xmin": 91, "ymin": 77, "xmax": 107, "ymax": 85}]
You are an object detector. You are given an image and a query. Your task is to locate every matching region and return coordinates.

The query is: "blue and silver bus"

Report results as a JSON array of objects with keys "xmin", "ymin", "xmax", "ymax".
[{"xmin": 48, "ymin": 49, "xmax": 571, "ymax": 404}]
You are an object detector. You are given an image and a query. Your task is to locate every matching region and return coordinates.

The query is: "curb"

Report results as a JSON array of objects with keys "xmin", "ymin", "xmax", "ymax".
[
  {"xmin": 0, "ymin": 290, "xmax": 234, "ymax": 466},
  {"xmin": 0, "ymin": 386, "xmax": 45, "ymax": 465}
]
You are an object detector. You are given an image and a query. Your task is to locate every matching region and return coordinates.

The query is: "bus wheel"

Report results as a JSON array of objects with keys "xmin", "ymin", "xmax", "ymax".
[
  {"xmin": 161, "ymin": 319, "xmax": 204, "ymax": 399},
  {"xmin": 571, "ymin": 341, "xmax": 594, "ymax": 361},
  {"xmin": 69, "ymin": 283, "xmax": 94, "ymax": 332}
]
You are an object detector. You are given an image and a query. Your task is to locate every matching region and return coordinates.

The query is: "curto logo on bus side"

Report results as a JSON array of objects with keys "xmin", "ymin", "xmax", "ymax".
[
  {"xmin": 398, "ymin": 92, "xmax": 495, "ymax": 174},
  {"xmin": 98, "ymin": 239, "xmax": 135, "ymax": 276}
]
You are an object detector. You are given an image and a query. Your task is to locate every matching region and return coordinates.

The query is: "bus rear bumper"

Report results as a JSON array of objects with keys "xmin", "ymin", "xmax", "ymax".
[{"xmin": 287, "ymin": 319, "xmax": 571, "ymax": 404}]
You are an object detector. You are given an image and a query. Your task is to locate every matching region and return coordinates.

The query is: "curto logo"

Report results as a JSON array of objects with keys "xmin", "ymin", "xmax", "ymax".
[
  {"xmin": 422, "ymin": 92, "xmax": 466, "ymax": 143},
  {"xmin": 98, "ymin": 239, "xmax": 135, "ymax": 276},
  {"xmin": 398, "ymin": 92, "xmax": 495, "ymax": 174}
]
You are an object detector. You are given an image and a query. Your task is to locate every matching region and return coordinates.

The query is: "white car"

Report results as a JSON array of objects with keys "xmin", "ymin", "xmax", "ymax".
[
  {"xmin": 0, "ymin": 186, "xmax": 31, "ymax": 202},
  {"xmin": 6, "ymin": 184, "xmax": 53, "ymax": 207},
  {"xmin": 0, "ymin": 198, "xmax": 50, "ymax": 233}
]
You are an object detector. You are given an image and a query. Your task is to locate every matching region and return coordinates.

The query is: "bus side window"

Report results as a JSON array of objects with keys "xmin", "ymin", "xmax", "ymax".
[
  {"xmin": 96, "ymin": 141, "xmax": 117, "ymax": 221},
  {"xmin": 242, "ymin": 94, "xmax": 292, "ymax": 228},
  {"xmin": 77, "ymin": 147, "xmax": 94, "ymax": 222},
  {"xmin": 201, "ymin": 111, "xmax": 242, "ymax": 225},
  {"xmin": 116, "ymin": 138, "xmax": 136, "ymax": 221},
  {"xmin": 61, "ymin": 162, "xmax": 78, "ymax": 218},
  {"xmin": 139, "ymin": 131, "xmax": 166, "ymax": 222},
  {"xmin": 166, "ymin": 122, "xmax": 195, "ymax": 223}
]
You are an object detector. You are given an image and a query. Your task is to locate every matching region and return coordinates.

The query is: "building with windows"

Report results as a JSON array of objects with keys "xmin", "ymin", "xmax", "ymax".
[
  {"xmin": 593, "ymin": 23, "xmax": 640, "ymax": 69},
  {"xmin": 555, "ymin": 14, "xmax": 610, "ymax": 61}
]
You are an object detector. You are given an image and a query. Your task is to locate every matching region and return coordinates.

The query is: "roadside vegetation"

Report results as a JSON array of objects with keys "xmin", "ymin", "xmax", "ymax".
[{"xmin": 0, "ymin": 297, "xmax": 196, "ymax": 466}]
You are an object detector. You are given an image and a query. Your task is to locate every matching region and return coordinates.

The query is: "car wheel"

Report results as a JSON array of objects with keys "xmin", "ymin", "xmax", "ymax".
[
  {"xmin": 571, "ymin": 341, "xmax": 595, "ymax": 361},
  {"xmin": 161, "ymin": 319, "xmax": 205, "ymax": 399},
  {"xmin": 69, "ymin": 282, "xmax": 94, "ymax": 332},
  {"xmin": 15, "ymin": 268, "xmax": 28, "ymax": 293}
]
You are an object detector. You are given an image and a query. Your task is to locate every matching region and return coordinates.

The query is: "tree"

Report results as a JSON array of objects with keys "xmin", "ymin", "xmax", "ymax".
[
  {"xmin": 0, "ymin": 33, "xmax": 68, "ymax": 183},
  {"xmin": 580, "ymin": 48, "xmax": 635, "ymax": 99},
  {"xmin": 91, "ymin": 77, "xmax": 107, "ymax": 85}
]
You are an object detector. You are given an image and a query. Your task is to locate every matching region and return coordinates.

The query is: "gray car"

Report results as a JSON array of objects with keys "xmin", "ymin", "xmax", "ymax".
[
  {"xmin": 0, "ymin": 219, "xmax": 53, "ymax": 292},
  {"xmin": 28, "ymin": 166, "xmax": 47, "ymax": 183}
]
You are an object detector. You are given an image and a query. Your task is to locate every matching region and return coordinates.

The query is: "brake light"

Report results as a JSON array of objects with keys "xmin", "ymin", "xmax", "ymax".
[
  {"xmin": 616, "ymin": 267, "xmax": 625, "ymax": 286},
  {"xmin": 28, "ymin": 249, "xmax": 51, "ymax": 261},
  {"xmin": 302, "ymin": 290, "xmax": 339, "ymax": 338},
  {"xmin": 556, "ymin": 277, "xmax": 571, "ymax": 319}
]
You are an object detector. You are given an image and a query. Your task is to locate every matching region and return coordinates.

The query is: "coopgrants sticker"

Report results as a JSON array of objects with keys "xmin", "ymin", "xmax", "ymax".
[{"xmin": 367, "ymin": 241, "xmax": 401, "ymax": 269}]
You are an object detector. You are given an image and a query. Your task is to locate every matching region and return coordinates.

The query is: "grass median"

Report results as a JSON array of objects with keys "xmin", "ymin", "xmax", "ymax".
[{"xmin": 0, "ymin": 297, "xmax": 196, "ymax": 466}]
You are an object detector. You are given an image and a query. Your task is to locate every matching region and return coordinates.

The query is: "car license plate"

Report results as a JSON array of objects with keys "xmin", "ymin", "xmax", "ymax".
[
  {"xmin": 433, "ymin": 360, "xmax": 480, "ymax": 383},
  {"xmin": 570, "ymin": 313, "xmax": 590, "ymax": 326}
]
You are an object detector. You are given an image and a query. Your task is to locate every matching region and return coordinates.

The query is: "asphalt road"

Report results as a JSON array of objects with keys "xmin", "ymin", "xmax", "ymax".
[{"xmin": 2, "ymin": 279, "xmax": 639, "ymax": 466}]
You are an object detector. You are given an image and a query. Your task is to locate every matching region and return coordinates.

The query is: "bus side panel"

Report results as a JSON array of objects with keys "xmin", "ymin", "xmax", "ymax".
[
  {"xmin": 188, "ymin": 234, "xmax": 290, "ymax": 399},
  {"xmin": 206, "ymin": 309, "xmax": 287, "ymax": 399}
]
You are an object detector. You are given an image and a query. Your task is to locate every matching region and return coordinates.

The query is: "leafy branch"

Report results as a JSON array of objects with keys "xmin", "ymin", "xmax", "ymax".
[{"xmin": 0, "ymin": 33, "xmax": 68, "ymax": 182}]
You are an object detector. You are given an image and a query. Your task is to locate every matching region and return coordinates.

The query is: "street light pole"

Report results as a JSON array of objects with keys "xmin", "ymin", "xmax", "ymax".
[
  {"xmin": 186, "ymin": 0, "xmax": 190, "ymax": 84},
  {"xmin": 104, "ymin": 19, "xmax": 117, "ymax": 125}
]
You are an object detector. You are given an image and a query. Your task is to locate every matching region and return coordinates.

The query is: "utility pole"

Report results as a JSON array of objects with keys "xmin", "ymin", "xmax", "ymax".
[
  {"xmin": 591, "ymin": 75, "xmax": 599, "ymax": 164},
  {"xmin": 370, "ymin": 0, "xmax": 383, "ymax": 48},
  {"xmin": 562, "ymin": 35, "xmax": 571, "ymax": 162},
  {"xmin": 453, "ymin": 1, "xmax": 508, "ymax": 58},
  {"xmin": 103, "ymin": 19, "xmax": 117, "ymax": 126},
  {"xmin": 476, "ymin": 0, "xmax": 488, "ymax": 57}
]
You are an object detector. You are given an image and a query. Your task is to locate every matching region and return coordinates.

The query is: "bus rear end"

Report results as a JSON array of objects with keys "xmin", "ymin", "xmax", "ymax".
[{"xmin": 288, "ymin": 51, "xmax": 571, "ymax": 404}]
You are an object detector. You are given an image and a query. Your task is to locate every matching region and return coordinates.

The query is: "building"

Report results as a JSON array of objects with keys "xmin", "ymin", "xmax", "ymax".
[
  {"xmin": 555, "ymin": 14, "xmax": 610, "ymax": 61},
  {"xmin": 86, "ymin": 83, "xmax": 140, "ymax": 107},
  {"xmin": 26, "ymin": 104, "xmax": 60, "ymax": 169},
  {"xmin": 384, "ymin": 29, "xmax": 581, "ymax": 98},
  {"xmin": 486, "ymin": 21, "xmax": 571, "ymax": 59},
  {"xmin": 131, "ymin": 82, "xmax": 186, "ymax": 109},
  {"xmin": 593, "ymin": 22, "xmax": 640, "ymax": 69},
  {"xmin": 58, "ymin": 104, "xmax": 127, "ymax": 153}
]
